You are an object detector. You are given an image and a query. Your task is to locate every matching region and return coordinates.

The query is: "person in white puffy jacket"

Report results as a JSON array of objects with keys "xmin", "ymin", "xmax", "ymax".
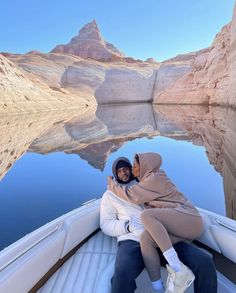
[{"xmin": 100, "ymin": 157, "xmax": 217, "ymax": 293}]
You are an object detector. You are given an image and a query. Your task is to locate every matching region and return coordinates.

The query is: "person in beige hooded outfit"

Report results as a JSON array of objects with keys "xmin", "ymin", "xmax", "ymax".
[{"xmin": 108, "ymin": 152, "xmax": 203, "ymax": 293}]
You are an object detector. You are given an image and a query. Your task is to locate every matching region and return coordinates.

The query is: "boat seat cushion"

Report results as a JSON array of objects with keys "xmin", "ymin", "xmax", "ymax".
[
  {"xmin": 38, "ymin": 231, "xmax": 117, "ymax": 293},
  {"xmin": 61, "ymin": 205, "xmax": 100, "ymax": 258},
  {"xmin": 37, "ymin": 231, "xmax": 194, "ymax": 293},
  {"xmin": 0, "ymin": 230, "xmax": 66, "ymax": 293}
]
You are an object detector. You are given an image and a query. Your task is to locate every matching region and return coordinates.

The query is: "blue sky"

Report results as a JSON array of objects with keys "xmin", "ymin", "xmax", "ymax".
[{"xmin": 0, "ymin": 0, "xmax": 235, "ymax": 61}]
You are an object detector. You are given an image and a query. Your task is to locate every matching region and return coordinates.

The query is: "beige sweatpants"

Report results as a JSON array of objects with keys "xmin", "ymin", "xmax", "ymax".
[{"xmin": 140, "ymin": 208, "xmax": 203, "ymax": 281}]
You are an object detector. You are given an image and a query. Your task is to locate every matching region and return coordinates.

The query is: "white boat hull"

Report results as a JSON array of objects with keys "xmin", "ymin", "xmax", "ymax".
[{"xmin": 0, "ymin": 199, "xmax": 235, "ymax": 293}]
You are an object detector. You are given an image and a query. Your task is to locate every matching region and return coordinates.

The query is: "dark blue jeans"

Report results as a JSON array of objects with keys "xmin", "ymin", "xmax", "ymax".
[{"xmin": 111, "ymin": 240, "xmax": 217, "ymax": 293}]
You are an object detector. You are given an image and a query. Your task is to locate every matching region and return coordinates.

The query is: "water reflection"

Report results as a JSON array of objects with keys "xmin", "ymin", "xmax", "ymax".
[
  {"xmin": 0, "ymin": 109, "xmax": 83, "ymax": 180},
  {"xmin": 155, "ymin": 105, "xmax": 236, "ymax": 220},
  {"xmin": 0, "ymin": 104, "xmax": 236, "ymax": 220},
  {"xmin": 28, "ymin": 104, "xmax": 186, "ymax": 169}
]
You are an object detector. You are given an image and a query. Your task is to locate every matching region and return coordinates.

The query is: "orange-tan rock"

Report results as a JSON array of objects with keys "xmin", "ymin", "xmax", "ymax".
[
  {"xmin": 51, "ymin": 20, "xmax": 124, "ymax": 61},
  {"xmin": 229, "ymin": 2, "xmax": 236, "ymax": 107},
  {"xmin": 154, "ymin": 12, "xmax": 235, "ymax": 107},
  {"xmin": 7, "ymin": 52, "xmax": 163, "ymax": 104},
  {"xmin": 1, "ymin": 2, "xmax": 236, "ymax": 110},
  {"xmin": 0, "ymin": 54, "xmax": 96, "ymax": 113},
  {"xmin": 154, "ymin": 22, "xmax": 230, "ymax": 105}
]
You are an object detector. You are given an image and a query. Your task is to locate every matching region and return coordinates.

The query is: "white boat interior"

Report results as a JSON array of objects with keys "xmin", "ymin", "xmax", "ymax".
[{"xmin": 0, "ymin": 199, "xmax": 236, "ymax": 293}]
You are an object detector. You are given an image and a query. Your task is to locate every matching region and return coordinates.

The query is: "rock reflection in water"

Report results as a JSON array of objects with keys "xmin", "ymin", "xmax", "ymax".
[
  {"xmin": 155, "ymin": 105, "xmax": 236, "ymax": 220},
  {"xmin": 0, "ymin": 109, "xmax": 86, "ymax": 180},
  {"xmin": 1, "ymin": 103, "xmax": 236, "ymax": 219},
  {"xmin": 29, "ymin": 103, "xmax": 185, "ymax": 169}
]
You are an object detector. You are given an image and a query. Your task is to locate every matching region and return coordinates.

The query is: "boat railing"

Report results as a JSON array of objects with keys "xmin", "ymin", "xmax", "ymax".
[
  {"xmin": 215, "ymin": 218, "xmax": 236, "ymax": 233},
  {"xmin": 0, "ymin": 225, "xmax": 59, "ymax": 272}
]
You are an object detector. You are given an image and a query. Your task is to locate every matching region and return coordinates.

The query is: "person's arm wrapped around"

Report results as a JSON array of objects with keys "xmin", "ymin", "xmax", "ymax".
[{"xmin": 108, "ymin": 176, "xmax": 162, "ymax": 205}]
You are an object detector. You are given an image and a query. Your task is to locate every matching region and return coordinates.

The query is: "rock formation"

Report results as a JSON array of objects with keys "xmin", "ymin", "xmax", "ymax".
[
  {"xmin": 229, "ymin": 3, "xmax": 236, "ymax": 107},
  {"xmin": 154, "ymin": 23, "xmax": 231, "ymax": 105},
  {"xmin": 6, "ymin": 52, "xmax": 164, "ymax": 104},
  {"xmin": 1, "ymin": 2, "xmax": 236, "ymax": 110},
  {"xmin": 0, "ymin": 54, "xmax": 96, "ymax": 113},
  {"xmin": 4, "ymin": 51, "xmax": 195, "ymax": 105},
  {"xmin": 154, "ymin": 1, "xmax": 236, "ymax": 108},
  {"xmin": 2, "ymin": 20, "xmax": 194, "ymax": 109},
  {"xmin": 51, "ymin": 20, "xmax": 124, "ymax": 61}
]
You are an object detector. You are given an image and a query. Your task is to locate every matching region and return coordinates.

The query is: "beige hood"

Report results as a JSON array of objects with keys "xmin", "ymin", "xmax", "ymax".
[{"xmin": 136, "ymin": 152, "xmax": 162, "ymax": 180}]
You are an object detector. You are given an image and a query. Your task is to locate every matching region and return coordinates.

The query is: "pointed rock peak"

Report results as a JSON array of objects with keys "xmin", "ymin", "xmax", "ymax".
[
  {"xmin": 78, "ymin": 19, "xmax": 101, "ymax": 41},
  {"xmin": 51, "ymin": 19, "xmax": 125, "ymax": 61},
  {"xmin": 89, "ymin": 19, "xmax": 98, "ymax": 28},
  {"xmin": 82, "ymin": 19, "xmax": 99, "ymax": 30}
]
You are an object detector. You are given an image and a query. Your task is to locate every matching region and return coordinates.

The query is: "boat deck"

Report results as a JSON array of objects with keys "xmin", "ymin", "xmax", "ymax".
[
  {"xmin": 37, "ymin": 230, "xmax": 236, "ymax": 293},
  {"xmin": 1, "ymin": 201, "xmax": 235, "ymax": 293},
  {"xmin": 36, "ymin": 230, "xmax": 193, "ymax": 293},
  {"xmin": 37, "ymin": 231, "xmax": 117, "ymax": 293}
]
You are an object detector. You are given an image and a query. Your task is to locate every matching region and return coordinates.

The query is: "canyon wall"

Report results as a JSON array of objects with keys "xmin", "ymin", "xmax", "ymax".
[
  {"xmin": 1, "ymin": 4, "xmax": 236, "ymax": 112},
  {"xmin": 154, "ymin": 2, "xmax": 236, "ymax": 107},
  {"xmin": 229, "ymin": 2, "xmax": 236, "ymax": 107},
  {"xmin": 0, "ymin": 54, "xmax": 96, "ymax": 113}
]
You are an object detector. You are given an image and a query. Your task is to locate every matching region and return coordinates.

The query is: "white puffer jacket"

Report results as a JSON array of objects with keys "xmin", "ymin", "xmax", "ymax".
[{"xmin": 100, "ymin": 180, "xmax": 144, "ymax": 243}]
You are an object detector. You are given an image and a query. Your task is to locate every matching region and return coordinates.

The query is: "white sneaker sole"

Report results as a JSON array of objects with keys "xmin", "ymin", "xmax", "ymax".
[{"xmin": 180, "ymin": 273, "xmax": 195, "ymax": 292}]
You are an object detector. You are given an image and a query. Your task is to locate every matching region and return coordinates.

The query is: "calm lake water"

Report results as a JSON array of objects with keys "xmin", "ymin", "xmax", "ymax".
[{"xmin": 0, "ymin": 103, "xmax": 236, "ymax": 251}]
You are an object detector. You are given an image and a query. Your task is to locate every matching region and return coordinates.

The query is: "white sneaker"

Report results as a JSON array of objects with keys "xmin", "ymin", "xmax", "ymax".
[{"xmin": 165, "ymin": 262, "xmax": 195, "ymax": 293}]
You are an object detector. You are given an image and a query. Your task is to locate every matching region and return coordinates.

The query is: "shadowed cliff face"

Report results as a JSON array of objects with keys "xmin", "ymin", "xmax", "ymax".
[{"xmin": 155, "ymin": 105, "xmax": 236, "ymax": 219}]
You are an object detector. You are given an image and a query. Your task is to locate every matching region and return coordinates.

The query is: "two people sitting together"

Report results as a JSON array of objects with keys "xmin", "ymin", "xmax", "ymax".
[{"xmin": 100, "ymin": 152, "xmax": 217, "ymax": 293}]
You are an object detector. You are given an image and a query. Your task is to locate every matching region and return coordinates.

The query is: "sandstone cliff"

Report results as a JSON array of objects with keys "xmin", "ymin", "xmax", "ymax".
[
  {"xmin": 154, "ymin": 23, "xmax": 231, "ymax": 105},
  {"xmin": 6, "ymin": 52, "xmax": 162, "ymax": 104},
  {"xmin": 0, "ymin": 54, "xmax": 96, "ymax": 113},
  {"xmin": 51, "ymin": 20, "xmax": 124, "ymax": 61},
  {"xmin": 154, "ymin": 1, "xmax": 236, "ymax": 107},
  {"xmin": 2, "ymin": 2, "xmax": 236, "ymax": 110},
  {"xmin": 5, "ymin": 51, "xmax": 194, "ymax": 105},
  {"xmin": 2, "ymin": 20, "xmax": 193, "ymax": 108},
  {"xmin": 229, "ymin": 3, "xmax": 236, "ymax": 107}
]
